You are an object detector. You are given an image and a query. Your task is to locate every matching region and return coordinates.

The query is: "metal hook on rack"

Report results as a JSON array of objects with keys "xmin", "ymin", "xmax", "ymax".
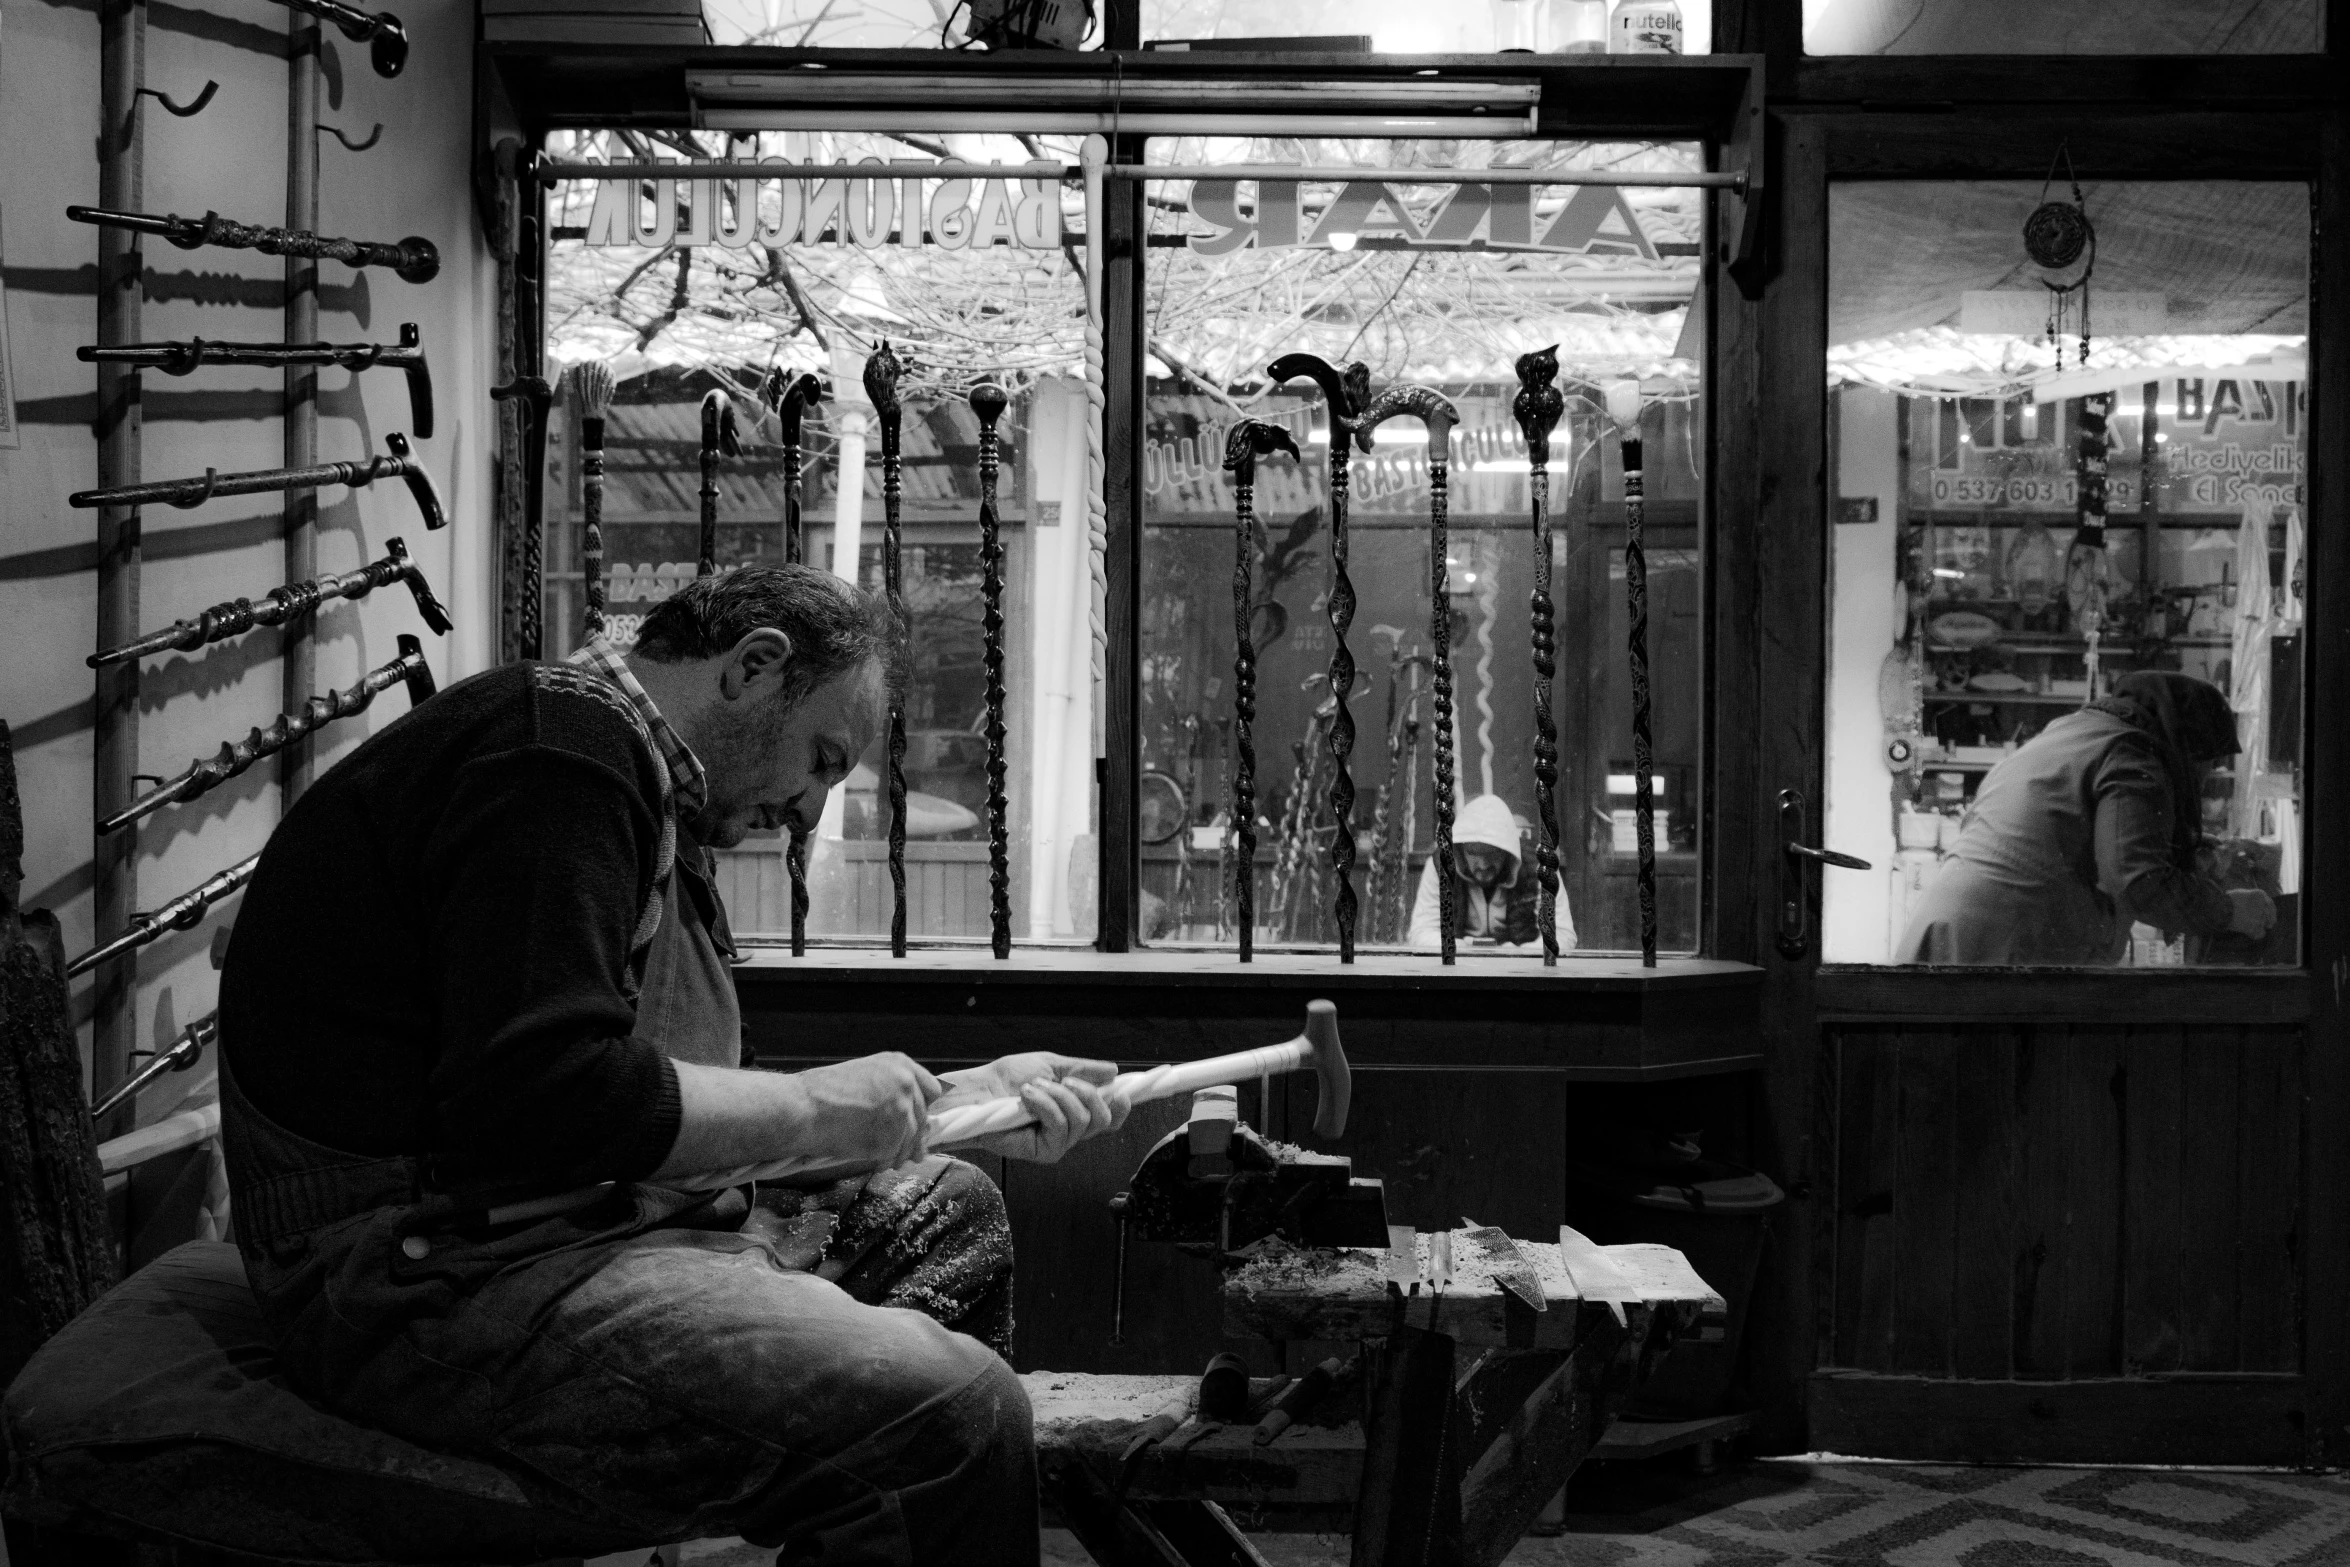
[
  {"xmin": 167, "ymin": 468, "xmax": 220, "ymax": 510},
  {"xmin": 136, "ymin": 80, "xmax": 219, "ymax": 118},
  {"xmin": 319, "ymin": 121, "xmax": 383, "ymax": 153}
]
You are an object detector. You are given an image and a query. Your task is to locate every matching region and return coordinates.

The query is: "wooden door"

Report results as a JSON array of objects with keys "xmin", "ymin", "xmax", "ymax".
[{"xmin": 1735, "ymin": 108, "xmax": 2350, "ymax": 1467}]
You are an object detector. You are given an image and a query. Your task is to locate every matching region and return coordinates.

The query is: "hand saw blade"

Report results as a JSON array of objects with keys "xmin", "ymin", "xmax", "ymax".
[{"xmin": 1459, "ymin": 1219, "xmax": 1547, "ymax": 1313}]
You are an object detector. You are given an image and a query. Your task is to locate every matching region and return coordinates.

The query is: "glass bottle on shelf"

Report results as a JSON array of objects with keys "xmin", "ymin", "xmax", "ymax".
[
  {"xmin": 1492, "ymin": 0, "xmax": 1544, "ymax": 51},
  {"xmin": 1549, "ymin": 0, "xmax": 1607, "ymax": 51}
]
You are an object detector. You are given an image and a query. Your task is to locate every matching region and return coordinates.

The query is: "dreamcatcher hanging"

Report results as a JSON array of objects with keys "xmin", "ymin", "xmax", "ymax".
[{"xmin": 2025, "ymin": 145, "xmax": 2097, "ymax": 371}]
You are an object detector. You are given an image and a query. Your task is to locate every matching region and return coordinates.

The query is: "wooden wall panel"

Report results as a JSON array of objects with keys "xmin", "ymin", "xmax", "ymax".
[
  {"xmin": 1948, "ymin": 1030, "xmax": 2016, "ymax": 1379},
  {"xmin": 2235, "ymin": 1030, "xmax": 2302, "ymax": 1374},
  {"xmin": 1826, "ymin": 1024, "xmax": 2302, "ymax": 1388},
  {"xmin": 1889, "ymin": 1033, "xmax": 1956, "ymax": 1377},
  {"xmin": 2176, "ymin": 1034, "xmax": 2243, "ymax": 1370},
  {"xmin": 2122, "ymin": 1028, "xmax": 2185, "ymax": 1374},
  {"xmin": 1830, "ymin": 1035, "xmax": 1895, "ymax": 1368}
]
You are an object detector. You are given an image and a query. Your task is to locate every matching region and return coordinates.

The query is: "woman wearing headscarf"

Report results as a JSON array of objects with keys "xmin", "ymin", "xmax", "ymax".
[
  {"xmin": 1407, "ymin": 793, "xmax": 1575, "ymax": 950},
  {"xmin": 1895, "ymin": 671, "xmax": 2275, "ymax": 965}
]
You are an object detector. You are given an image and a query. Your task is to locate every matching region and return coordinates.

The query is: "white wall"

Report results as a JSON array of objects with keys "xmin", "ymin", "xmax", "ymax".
[
  {"xmin": 0, "ymin": 0, "xmax": 497, "ymax": 1122},
  {"xmin": 1820, "ymin": 385, "xmax": 1900, "ymax": 963}
]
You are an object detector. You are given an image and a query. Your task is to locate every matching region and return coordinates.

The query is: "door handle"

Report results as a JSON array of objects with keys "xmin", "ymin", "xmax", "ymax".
[
  {"xmin": 1787, "ymin": 842, "xmax": 1871, "ymax": 871},
  {"xmin": 1777, "ymin": 789, "xmax": 1870, "ymax": 959}
]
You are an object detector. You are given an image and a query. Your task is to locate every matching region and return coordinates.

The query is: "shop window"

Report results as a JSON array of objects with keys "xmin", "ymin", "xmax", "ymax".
[
  {"xmin": 1823, "ymin": 181, "xmax": 2308, "ymax": 968},
  {"xmin": 541, "ymin": 131, "xmax": 1101, "ymax": 945},
  {"xmin": 1803, "ymin": 0, "xmax": 2317, "ymax": 53},
  {"xmin": 1138, "ymin": 138, "xmax": 1708, "ymax": 956}
]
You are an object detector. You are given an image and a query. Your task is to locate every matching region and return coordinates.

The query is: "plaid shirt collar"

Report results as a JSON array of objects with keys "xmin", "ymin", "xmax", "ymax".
[{"xmin": 566, "ymin": 638, "xmax": 709, "ymax": 820}]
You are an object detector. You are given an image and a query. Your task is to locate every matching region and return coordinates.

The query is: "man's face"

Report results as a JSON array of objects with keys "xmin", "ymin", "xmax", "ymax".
[
  {"xmin": 1457, "ymin": 844, "xmax": 1510, "ymax": 888},
  {"xmin": 693, "ymin": 657, "xmax": 884, "ymax": 849}
]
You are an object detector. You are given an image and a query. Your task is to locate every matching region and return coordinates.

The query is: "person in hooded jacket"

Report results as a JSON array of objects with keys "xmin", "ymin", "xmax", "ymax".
[
  {"xmin": 1895, "ymin": 670, "xmax": 2275, "ymax": 965},
  {"xmin": 1407, "ymin": 792, "xmax": 1574, "ymax": 950}
]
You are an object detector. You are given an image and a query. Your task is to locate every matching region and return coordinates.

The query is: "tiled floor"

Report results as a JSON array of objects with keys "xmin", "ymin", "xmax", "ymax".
[{"xmin": 680, "ymin": 1457, "xmax": 2350, "ymax": 1566}]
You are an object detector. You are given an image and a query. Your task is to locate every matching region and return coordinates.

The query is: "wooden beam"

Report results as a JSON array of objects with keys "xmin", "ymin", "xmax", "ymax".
[{"xmin": 1744, "ymin": 109, "xmax": 1829, "ymax": 1455}]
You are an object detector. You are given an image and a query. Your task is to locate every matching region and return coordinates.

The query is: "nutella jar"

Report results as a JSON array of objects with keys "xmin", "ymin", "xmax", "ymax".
[{"xmin": 1609, "ymin": 0, "xmax": 1683, "ymax": 52}]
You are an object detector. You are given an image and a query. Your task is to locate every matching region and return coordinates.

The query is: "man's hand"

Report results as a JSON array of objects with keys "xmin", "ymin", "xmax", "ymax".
[
  {"xmin": 793, "ymin": 1052, "xmax": 945, "ymax": 1170},
  {"xmin": 937, "ymin": 1053, "xmax": 1130, "ymax": 1165}
]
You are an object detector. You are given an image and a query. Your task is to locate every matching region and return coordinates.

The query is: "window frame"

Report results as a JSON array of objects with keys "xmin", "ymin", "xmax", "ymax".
[{"xmin": 502, "ymin": 46, "xmax": 1764, "ymax": 969}]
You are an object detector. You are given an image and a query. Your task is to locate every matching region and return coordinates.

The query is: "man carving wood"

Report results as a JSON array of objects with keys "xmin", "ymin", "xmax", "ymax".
[{"xmin": 219, "ymin": 565, "xmax": 1126, "ymax": 1565}]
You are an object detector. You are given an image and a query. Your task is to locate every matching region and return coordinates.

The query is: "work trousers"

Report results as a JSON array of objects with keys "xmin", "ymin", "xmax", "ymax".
[{"xmin": 243, "ymin": 1157, "xmax": 1035, "ymax": 1567}]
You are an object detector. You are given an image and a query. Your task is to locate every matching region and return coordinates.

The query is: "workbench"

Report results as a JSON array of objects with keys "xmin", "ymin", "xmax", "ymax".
[{"xmin": 1027, "ymin": 1228, "xmax": 1725, "ymax": 1567}]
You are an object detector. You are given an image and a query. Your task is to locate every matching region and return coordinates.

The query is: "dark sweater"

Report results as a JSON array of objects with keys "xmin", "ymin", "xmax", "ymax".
[{"xmin": 220, "ymin": 662, "xmax": 683, "ymax": 1197}]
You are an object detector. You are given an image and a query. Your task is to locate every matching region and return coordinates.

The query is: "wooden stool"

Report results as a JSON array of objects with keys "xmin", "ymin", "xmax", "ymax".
[{"xmin": 1028, "ymin": 1229, "xmax": 1724, "ymax": 1567}]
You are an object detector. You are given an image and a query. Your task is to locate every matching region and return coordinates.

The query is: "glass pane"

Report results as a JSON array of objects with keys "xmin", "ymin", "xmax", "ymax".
[
  {"xmin": 541, "ymin": 130, "xmax": 1101, "ymax": 946},
  {"xmin": 1140, "ymin": 0, "xmax": 1712, "ymax": 53},
  {"xmin": 1139, "ymin": 139, "xmax": 1707, "ymax": 956},
  {"xmin": 1825, "ymin": 181, "xmax": 2308, "ymax": 968},
  {"xmin": 701, "ymin": 0, "xmax": 1103, "ymax": 48},
  {"xmin": 1805, "ymin": 0, "xmax": 2317, "ymax": 53}
]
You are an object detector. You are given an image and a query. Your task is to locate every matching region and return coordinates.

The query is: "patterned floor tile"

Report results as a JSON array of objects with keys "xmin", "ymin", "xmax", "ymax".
[
  {"xmin": 1551, "ymin": 1460, "xmax": 2350, "ymax": 1567},
  {"xmin": 718, "ymin": 1458, "xmax": 2350, "ymax": 1565}
]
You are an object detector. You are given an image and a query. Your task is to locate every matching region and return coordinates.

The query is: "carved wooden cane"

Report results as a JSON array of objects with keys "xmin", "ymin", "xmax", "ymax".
[
  {"xmin": 1222, "ymin": 419, "xmax": 1302, "ymax": 962},
  {"xmin": 1514, "ymin": 347, "xmax": 1566, "ymax": 964},
  {"xmin": 697, "ymin": 388, "xmax": 741, "ymax": 580},
  {"xmin": 72, "ymin": 432, "xmax": 442, "ymax": 530},
  {"xmin": 264, "ymin": 0, "xmax": 408, "ymax": 76},
  {"xmin": 765, "ymin": 369, "xmax": 825, "ymax": 955},
  {"xmin": 1606, "ymin": 381, "xmax": 1659, "ymax": 966},
  {"xmin": 569, "ymin": 361, "xmax": 616, "ymax": 642},
  {"xmin": 864, "ymin": 343, "xmax": 910, "ymax": 957},
  {"xmin": 100, "ymin": 636, "xmax": 436, "ymax": 833},
  {"xmin": 491, "ymin": 376, "xmax": 553, "ymax": 660},
  {"xmin": 69, "ymin": 205, "xmax": 437, "ymax": 282},
  {"xmin": 67, "ymin": 855, "xmax": 258, "ymax": 977},
  {"xmin": 969, "ymin": 380, "xmax": 1014, "ymax": 961},
  {"xmin": 82, "ymin": 323, "xmax": 433, "ymax": 436},
  {"xmin": 1353, "ymin": 385, "xmax": 1463, "ymax": 963},
  {"xmin": 767, "ymin": 370, "xmax": 825, "ymax": 567},
  {"xmin": 90, "ymin": 536, "xmax": 448, "ymax": 666},
  {"xmin": 1267, "ymin": 354, "xmax": 1369, "ymax": 961}
]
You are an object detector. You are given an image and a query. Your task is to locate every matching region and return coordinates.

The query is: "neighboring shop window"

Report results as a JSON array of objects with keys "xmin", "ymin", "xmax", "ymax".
[
  {"xmin": 1804, "ymin": 0, "xmax": 2316, "ymax": 52},
  {"xmin": 1139, "ymin": 0, "xmax": 1711, "ymax": 52},
  {"xmin": 1823, "ymin": 181, "xmax": 2308, "ymax": 968},
  {"xmin": 1137, "ymin": 139, "xmax": 1707, "ymax": 957},
  {"xmin": 541, "ymin": 131, "xmax": 1101, "ymax": 946}
]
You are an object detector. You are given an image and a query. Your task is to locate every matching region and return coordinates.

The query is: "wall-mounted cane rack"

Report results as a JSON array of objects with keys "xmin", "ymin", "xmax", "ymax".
[{"xmin": 82, "ymin": 0, "xmax": 434, "ymax": 1129}]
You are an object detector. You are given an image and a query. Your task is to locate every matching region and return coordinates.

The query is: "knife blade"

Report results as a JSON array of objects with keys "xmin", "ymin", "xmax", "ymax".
[{"xmin": 1460, "ymin": 1218, "xmax": 1548, "ymax": 1314}]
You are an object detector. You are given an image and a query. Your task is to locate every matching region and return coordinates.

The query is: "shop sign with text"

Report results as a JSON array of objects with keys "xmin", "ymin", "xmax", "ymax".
[
  {"xmin": 1185, "ymin": 178, "xmax": 1657, "ymax": 257},
  {"xmin": 583, "ymin": 162, "xmax": 1064, "ymax": 250}
]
